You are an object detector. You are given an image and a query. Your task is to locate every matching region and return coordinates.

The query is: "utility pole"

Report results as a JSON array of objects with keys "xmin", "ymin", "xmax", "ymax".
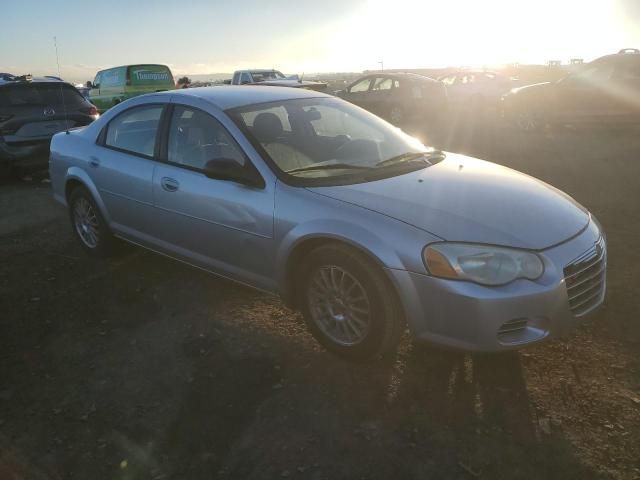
[{"xmin": 378, "ymin": 60, "xmax": 384, "ymax": 71}]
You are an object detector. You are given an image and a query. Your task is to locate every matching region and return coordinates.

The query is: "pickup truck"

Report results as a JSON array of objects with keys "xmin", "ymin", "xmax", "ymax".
[{"xmin": 228, "ymin": 69, "xmax": 327, "ymax": 91}]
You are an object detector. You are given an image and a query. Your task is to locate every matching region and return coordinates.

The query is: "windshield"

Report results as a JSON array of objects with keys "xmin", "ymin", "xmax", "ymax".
[
  {"xmin": 229, "ymin": 97, "xmax": 434, "ymax": 185},
  {"xmin": 251, "ymin": 71, "xmax": 286, "ymax": 81}
]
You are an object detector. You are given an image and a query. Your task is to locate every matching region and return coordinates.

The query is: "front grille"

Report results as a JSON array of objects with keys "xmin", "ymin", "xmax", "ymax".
[
  {"xmin": 563, "ymin": 237, "xmax": 606, "ymax": 316},
  {"xmin": 498, "ymin": 318, "xmax": 528, "ymax": 335}
]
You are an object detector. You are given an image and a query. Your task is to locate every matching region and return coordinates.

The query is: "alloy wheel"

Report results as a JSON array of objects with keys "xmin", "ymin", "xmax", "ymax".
[
  {"xmin": 307, "ymin": 265, "xmax": 371, "ymax": 346},
  {"xmin": 73, "ymin": 197, "xmax": 100, "ymax": 248}
]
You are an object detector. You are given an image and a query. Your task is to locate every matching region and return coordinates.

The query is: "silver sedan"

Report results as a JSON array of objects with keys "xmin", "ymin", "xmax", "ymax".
[{"xmin": 49, "ymin": 86, "xmax": 606, "ymax": 360}]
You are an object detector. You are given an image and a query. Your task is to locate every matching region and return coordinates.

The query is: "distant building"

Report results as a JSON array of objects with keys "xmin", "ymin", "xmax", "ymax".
[
  {"xmin": 570, "ymin": 58, "xmax": 584, "ymax": 65},
  {"xmin": 548, "ymin": 60, "xmax": 562, "ymax": 67}
]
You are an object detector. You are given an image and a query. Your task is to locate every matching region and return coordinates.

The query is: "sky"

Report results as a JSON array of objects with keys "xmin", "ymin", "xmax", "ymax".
[{"xmin": 2, "ymin": 0, "xmax": 640, "ymax": 83}]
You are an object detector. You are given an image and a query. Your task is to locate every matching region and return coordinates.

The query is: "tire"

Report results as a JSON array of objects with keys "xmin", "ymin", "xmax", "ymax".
[
  {"xmin": 67, "ymin": 186, "xmax": 115, "ymax": 258},
  {"xmin": 297, "ymin": 243, "xmax": 405, "ymax": 361}
]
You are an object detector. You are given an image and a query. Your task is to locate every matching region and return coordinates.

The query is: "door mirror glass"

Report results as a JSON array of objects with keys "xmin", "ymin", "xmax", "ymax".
[{"xmin": 203, "ymin": 159, "xmax": 264, "ymax": 188}]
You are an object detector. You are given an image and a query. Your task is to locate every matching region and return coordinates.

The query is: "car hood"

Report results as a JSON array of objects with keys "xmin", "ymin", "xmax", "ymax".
[{"xmin": 308, "ymin": 154, "xmax": 589, "ymax": 250}]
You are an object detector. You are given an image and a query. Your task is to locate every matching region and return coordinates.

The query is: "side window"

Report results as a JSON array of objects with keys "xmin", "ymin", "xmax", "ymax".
[
  {"xmin": 371, "ymin": 77, "xmax": 393, "ymax": 91},
  {"xmin": 349, "ymin": 78, "xmax": 371, "ymax": 93},
  {"xmin": 167, "ymin": 106, "xmax": 246, "ymax": 171},
  {"xmin": 105, "ymin": 105, "xmax": 163, "ymax": 157},
  {"xmin": 240, "ymin": 72, "xmax": 252, "ymax": 84},
  {"xmin": 94, "ymin": 72, "xmax": 102, "ymax": 87}
]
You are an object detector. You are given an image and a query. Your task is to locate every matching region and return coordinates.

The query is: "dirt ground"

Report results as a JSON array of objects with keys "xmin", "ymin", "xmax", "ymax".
[{"xmin": 1, "ymin": 115, "xmax": 639, "ymax": 480}]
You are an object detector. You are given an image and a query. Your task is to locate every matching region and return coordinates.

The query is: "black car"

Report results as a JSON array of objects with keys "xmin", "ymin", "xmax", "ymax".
[
  {"xmin": 503, "ymin": 49, "xmax": 640, "ymax": 131},
  {"xmin": 0, "ymin": 74, "xmax": 99, "ymax": 175},
  {"xmin": 337, "ymin": 72, "xmax": 447, "ymax": 126}
]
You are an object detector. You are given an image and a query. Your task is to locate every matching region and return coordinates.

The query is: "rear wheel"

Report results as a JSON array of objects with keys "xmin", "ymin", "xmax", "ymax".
[
  {"xmin": 68, "ymin": 186, "xmax": 115, "ymax": 258},
  {"xmin": 298, "ymin": 244, "xmax": 405, "ymax": 361}
]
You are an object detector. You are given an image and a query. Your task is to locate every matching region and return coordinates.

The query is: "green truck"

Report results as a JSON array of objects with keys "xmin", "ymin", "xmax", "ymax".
[{"xmin": 87, "ymin": 64, "xmax": 175, "ymax": 113}]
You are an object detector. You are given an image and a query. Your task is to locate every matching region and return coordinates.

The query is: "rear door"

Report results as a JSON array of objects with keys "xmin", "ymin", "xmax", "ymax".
[
  {"xmin": 90, "ymin": 103, "xmax": 164, "ymax": 239},
  {"xmin": 367, "ymin": 76, "xmax": 394, "ymax": 118},
  {"xmin": 151, "ymin": 100, "xmax": 275, "ymax": 289}
]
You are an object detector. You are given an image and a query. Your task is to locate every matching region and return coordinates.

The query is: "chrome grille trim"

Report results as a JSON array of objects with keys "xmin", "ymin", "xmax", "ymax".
[{"xmin": 563, "ymin": 237, "xmax": 606, "ymax": 317}]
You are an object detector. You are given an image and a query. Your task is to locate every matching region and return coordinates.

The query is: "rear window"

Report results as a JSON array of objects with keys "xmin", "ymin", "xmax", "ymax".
[{"xmin": 0, "ymin": 83, "xmax": 85, "ymax": 107}]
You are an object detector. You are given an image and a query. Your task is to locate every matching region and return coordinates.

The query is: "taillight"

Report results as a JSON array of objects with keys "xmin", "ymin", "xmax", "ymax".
[{"xmin": 81, "ymin": 105, "xmax": 99, "ymax": 118}]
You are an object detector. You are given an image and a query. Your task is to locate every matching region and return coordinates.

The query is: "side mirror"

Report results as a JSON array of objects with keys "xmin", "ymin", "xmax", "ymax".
[
  {"xmin": 86, "ymin": 81, "xmax": 92, "ymax": 88},
  {"xmin": 203, "ymin": 159, "xmax": 265, "ymax": 188}
]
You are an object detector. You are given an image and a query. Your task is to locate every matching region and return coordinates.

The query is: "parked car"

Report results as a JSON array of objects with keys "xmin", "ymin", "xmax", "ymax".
[
  {"xmin": 503, "ymin": 48, "xmax": 640, "ymax": 131},
  {"xmin": 337, "ymin": 73, "xmax": 447, "ymax": 126},
  {"xmin": 88, "ymin": 64, "xmax": 175, "ymax": 113},
  {"xmin": 0, "ymin": 75, "xmax": 98, "ymax": 175},
  {"xmin": 439, "ymin": 70, "xmax": 517, "ymax": 110},
  {"xmin": 49, "ymin": 86, "xmax": 606, "ymax": 360},
  {"xmin": 229, "ymin": 69, "xmax": 327, "ymax": 91}
]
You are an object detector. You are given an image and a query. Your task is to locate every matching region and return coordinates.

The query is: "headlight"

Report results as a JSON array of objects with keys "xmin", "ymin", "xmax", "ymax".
[{"xmin": 423, "ymin": 243, "xmax": 544, "ymax": 286}]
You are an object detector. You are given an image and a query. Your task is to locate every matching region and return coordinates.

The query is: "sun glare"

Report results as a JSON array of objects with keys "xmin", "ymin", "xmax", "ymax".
[{"xmin": 328, "ymin": 0, "xmax": 627, "ymax": 71}]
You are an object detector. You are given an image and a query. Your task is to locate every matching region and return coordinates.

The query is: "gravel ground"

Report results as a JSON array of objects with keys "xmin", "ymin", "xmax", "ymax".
[{"xmin": 1, "ymin": 116, "xmax": 639, "ymax": 479}]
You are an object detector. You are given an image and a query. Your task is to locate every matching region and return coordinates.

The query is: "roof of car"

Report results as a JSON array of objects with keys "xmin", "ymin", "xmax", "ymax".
[
  {"xmin": 167, "ymin": 85, "xmax": 331, "ymax": 110},
  {"xmin": 360, "ymin": 72, "xmax": 439, "ymax": 83},
  {"xmin": 0, "ymin": 75, "xmax": 69, "ymax": 87},
  {"xmin": 593, "ymin": 48, "xmax": 640, "ymax": 64}
]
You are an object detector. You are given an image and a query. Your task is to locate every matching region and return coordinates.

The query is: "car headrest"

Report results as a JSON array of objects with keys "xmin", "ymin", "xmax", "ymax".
[{"xmin": 253, "ymin": 112, "xmax": 283, "ymax": 143}]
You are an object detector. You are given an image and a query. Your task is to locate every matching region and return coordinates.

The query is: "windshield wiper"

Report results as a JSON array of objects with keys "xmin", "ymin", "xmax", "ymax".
[
  {"xmin": 375, "ymin": 150, "xmax": 445, "ymax": 168},
  {"xmin": 285, "ymin": 163, "xmax": 373, "ymax": 174}
]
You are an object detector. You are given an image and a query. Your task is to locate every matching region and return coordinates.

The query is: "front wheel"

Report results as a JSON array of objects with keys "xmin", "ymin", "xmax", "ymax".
[
  {"xmin": 298, "ymin": 244, "xmax": 405, "ymax": 361},
  {"xmin": 68, "ymin": 186, "xmax": 115, "ymax": 257}
]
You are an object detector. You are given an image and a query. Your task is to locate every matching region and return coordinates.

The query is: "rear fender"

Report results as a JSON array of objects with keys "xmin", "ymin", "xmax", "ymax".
[{"xmin": 64, "ymin": 166, "xmax": 111, "ymax": 224}]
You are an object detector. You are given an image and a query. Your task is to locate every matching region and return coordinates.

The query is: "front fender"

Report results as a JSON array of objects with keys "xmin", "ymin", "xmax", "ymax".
[
  {"xmin": 274, "ymin": 217, "xmax": 411, "ymax": 302},
  {"xmin": 64, "ymin": 167, "xmax": 111, "ymax": 224}
]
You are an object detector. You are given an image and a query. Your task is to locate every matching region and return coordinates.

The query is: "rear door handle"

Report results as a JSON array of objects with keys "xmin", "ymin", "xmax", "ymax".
[
  {"xmin": 161, "ymin": 177, "xmax": 179, "ymax": 192},
  {"xmin": 88, "ymin": 156, "xmax": 100, "ymax": 168}
]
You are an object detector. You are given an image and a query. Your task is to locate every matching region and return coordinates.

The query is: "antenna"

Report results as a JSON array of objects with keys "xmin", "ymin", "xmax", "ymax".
[{"xmin": 53, "ymin": 36, "xmax": 70, "ymax": 134}]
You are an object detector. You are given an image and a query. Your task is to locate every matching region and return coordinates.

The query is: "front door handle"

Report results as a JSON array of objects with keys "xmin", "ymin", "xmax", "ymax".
[
  {"xmin": 88, "ymin": 156, "xmax": 100, "ymax": 168},
  {"xmin": 161, "ymin": 177, "xmax": 179, "ymax": 192}
]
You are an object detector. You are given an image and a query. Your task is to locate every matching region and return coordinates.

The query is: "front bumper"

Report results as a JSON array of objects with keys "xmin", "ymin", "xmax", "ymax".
[{"xmin": 388, "ymin": 219, "xmax": 605, "ymax": 352}]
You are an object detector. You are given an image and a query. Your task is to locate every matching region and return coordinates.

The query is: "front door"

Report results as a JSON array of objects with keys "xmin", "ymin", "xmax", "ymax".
[
  {"xmin": 342, "ymin": 76, "xmax": 374, "ymax": 110},
  {"xmin": 554, "ymin": 63, "xmax": 616, "ymax": 123},
  {"xmin": 152, "ymin": 104, "xmax": 275, "ymax": 289}
]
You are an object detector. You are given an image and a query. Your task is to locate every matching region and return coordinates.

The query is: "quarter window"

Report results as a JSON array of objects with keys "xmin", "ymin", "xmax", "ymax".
[
  {"xmin": 105, "ymin": 105, "xmax": 163, "ymax": 157},
  {"xmin": 167, "ymin": 106, "xmax": 246, "ymax": 171}
]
